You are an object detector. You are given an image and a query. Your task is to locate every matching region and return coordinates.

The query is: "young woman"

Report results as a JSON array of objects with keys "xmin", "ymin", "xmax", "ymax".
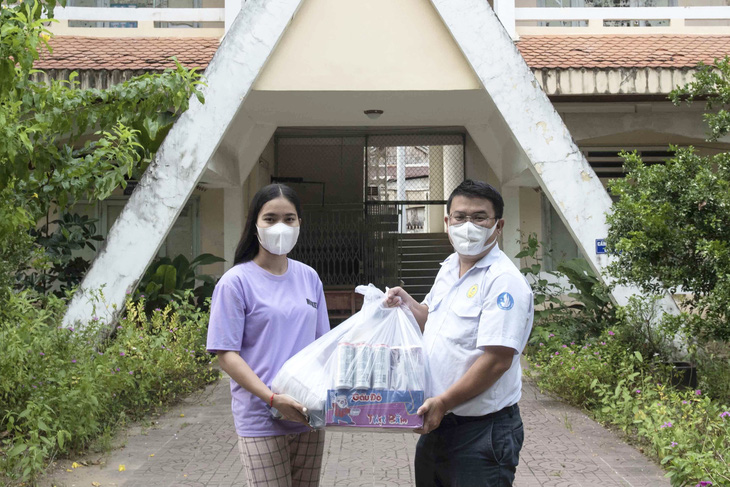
[{"xmin": 206, "ymin": 184, "xmax": 330, "ymax": 487}]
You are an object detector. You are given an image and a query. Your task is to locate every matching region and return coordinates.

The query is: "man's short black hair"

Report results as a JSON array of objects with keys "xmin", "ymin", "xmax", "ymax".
[{"xmin": 447, "ymin": 179, "xmax": 504, "ymax": 219}]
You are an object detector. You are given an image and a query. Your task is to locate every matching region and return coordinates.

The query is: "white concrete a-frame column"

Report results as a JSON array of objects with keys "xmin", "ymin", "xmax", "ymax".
[
  {"xmin": 430, "ymin": 0, "xmax": 677, "ymax": 312},
  {"xmin": 64, "ymin": 0, "xmax": 678, "ymax": 330},
  {"xmin": 63, "ymin": 0, "xmax": 304, "ymax": 328}
]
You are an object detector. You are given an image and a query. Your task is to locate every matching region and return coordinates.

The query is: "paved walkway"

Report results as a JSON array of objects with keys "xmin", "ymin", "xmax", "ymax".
[{"xmin": 43, "ymin": 373, "xmax": 669, "ymax": 487}]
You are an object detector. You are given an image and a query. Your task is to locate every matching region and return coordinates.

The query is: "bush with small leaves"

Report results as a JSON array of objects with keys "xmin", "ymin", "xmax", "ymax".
[
  {"xmin": 527, "ymin": 329, "xmax": 729, "ymax": 486},
  {"xmin": 0, "ymin": 292, "xmax": 218, "ymax": 484}
]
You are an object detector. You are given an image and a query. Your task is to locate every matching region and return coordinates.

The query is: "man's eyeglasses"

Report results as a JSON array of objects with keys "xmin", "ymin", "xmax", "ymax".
[{"xmin": 448, "ymin": 213, "xmax": 497, "ymax": 226}]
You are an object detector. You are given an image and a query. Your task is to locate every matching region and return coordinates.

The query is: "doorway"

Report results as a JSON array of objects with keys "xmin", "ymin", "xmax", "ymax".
[{"xmin": 275, "ymin": 131, "xmax": 464, "ymax": 301}]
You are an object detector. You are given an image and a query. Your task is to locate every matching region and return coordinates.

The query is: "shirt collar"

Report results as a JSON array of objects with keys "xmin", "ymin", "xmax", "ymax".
[
  {"xmin": 441, "ymin": 243, "xmax": 502, "ymax": 271},
  {"xmin": 476, "ymin": 243, "xmax": 502, "ymax": 269}
]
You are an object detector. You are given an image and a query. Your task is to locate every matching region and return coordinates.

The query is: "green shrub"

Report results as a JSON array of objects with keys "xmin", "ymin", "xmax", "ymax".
[
  {"xmin": 613, "ymin": 295, "xmax": 684, "ymax": 362},
  {"xmin": 606, "ymin": 58, "xmax": 730, "ymax": 343},
  {"xmin": 693, "ymin": 341, "xmax": 730, "ymax": 403},
  {"xmin": 0, "ymin": 291, "xmax": 218, "ymax": 484},
  {"xmin": 610, "ymin": 295, "xmax": 730, "ymax": 404},
  {"xmin": 606, "ymin": 146, "xmax": 730, "ymax": 342},
  {"xmin": 135, "ymin": 253, "xmax": 225, "ymax": 314},
  {"xmin": 517, "ymin": 234, "xmax": 614, "ymax": 345},
  {"xmin": 527, "ymin": 330, "xmax": 730, "ymax": 486},
  {"xmin": 1, "ymin": 0, "xmax": 204, "ymax": 297},
  {"xmin": 16, "ymin": 212, "xmax": 104, "ymax": 297},
  {"xmin": 527, "ymin": 330, "xmax": 627, "ymax": 407}
]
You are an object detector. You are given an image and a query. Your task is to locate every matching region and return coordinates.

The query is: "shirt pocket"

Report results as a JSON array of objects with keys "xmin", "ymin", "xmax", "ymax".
[{"xmin": 442, "ymin": 300, "xmax": 481, "ymax": 348}]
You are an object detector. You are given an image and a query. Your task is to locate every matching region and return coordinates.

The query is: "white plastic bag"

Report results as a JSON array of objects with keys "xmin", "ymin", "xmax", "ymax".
[{"xmin": 271, "ymin": 284, "xmax": 430, "ymax": 430}]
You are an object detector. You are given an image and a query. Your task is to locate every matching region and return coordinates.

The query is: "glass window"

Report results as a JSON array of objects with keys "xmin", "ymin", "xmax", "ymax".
[
  {"xmin": 536, "ymin": 0, "xmax": 677, "ymax": 27},
  {"xmin": 67, "ymin": 0, "xmax": 212, "ymax": 28},
  {"xmin": 70, "ymin": 196, "xmax": 200, "ymax": 262},
  {"xmin": 542, "ymin": 194, "xmax": 580, "ymax": 271}
]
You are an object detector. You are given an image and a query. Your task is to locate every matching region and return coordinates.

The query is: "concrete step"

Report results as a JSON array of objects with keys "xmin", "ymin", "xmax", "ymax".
[
  {"xmin": 400, "ymin": 289, "xmax": 430, "ymax": 303},
  {"xmin": 400, "ymin": 257, "xmax": 446, "ymax": 266},
  {"xmin": 398, "ymin": 233, "xmax": 449, "ymax": 299},
  {"xmin": 400, "ymin": 243, "xmax": 452, "ymax": 250},
  {"xmin": 399, "ymin": 238, "xmax": 451, "ymax": 246},
  {"xmin": 399, "ymin": 245, "xmax": 450, "ymax": 252},
  {"xmin": 399, "ymin": 244, "xmax": 453, "ymax": 252},
  {"xmin": 399, "ymin": 232, "xmax": 450, "ymax": 240},
  {"xmin": 401, "ymin": 271, "xmax": 440, "ymax": 280},
  {"xmin": 399, "ymin": 276, "xmax": 438, "ymax": 286},
  {"xmin": 401, "ymin": 264, "xmax": 442, "ymax": 274}
]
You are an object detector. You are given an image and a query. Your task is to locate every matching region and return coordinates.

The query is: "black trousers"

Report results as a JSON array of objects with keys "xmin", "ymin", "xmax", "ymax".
[{"xmin": 414, "ymin": 404, "xmax": 524, "ymax": 487}]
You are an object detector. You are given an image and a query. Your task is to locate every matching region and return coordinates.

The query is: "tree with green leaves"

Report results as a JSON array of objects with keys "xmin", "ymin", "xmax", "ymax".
[
  {"xmin": 0, "ymin": 0, "xmax": 205, "ymax": 295},
  {"xmin": 606, "ymin": 58, "xmax": 730, "ymax": 341}
]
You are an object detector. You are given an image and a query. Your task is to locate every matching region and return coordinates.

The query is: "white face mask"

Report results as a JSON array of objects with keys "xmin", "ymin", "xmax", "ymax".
[
  {"xmin": 448, "ymin": 221, "xmax": 498, "ymax": 256},
  {"xmin": 256, "ymin": 223, "xmax": 300, "ymax": 255}
]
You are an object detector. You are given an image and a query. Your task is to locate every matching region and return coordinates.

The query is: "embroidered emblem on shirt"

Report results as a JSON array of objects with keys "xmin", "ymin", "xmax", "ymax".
[
  {"xmin": 306, "ymin": 299, "xmax": 318, "ymax": 309},
  {"xmin": 467, "ymin": 285, "xmax": 478, "ymax": 298},
  {"xmin": 497, "ymin": 292, "xmax": 514, "ymax": 310}
]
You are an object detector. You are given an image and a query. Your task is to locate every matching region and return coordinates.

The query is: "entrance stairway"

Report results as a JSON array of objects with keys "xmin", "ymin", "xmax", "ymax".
[{"xmin": 398, "ymin": 232, "xmax": 453, "ymax": 303}]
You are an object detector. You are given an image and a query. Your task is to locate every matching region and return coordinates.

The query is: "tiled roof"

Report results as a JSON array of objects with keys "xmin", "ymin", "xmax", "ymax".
[
  {"xmin": 36, "ymin": 34, "xmax": 730, "ymax": 72},
  {"xmin": 517, "ymin": 35, "xmax": 730, "ymax": 69},
  {"xmin": 36, "ymin": 36, "xmax": 220, "ymax": 71}
]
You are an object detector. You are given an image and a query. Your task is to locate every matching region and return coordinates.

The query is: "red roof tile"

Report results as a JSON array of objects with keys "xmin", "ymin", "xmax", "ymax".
[
  {"xmin": 36, "ymin": 36, "xmax": 219, "ymax": 71},
  {"xmin": 517, "ymin": 34, "xmax": 730, "ymax": 69},
  {"xmin": 36, "ymin": 34, "xmax": 730, "ymax": 72}
]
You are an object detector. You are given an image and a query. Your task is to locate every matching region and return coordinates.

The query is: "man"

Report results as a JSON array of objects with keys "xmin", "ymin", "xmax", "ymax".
[{"xmin": 386, "ymin": 179, "xmax": 534, "ymax": 486}]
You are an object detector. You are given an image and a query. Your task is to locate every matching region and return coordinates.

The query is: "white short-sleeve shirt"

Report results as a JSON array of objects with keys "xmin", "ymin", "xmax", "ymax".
[{"xmin": 422, "ymin": 244, "xmax": 534, "ymax": 416}]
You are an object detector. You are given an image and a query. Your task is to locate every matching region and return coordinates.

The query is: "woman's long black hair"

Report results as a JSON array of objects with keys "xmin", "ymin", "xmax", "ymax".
[{"xmin": 233, "ymin": 183, "xmax": 303, "ymax": 265}]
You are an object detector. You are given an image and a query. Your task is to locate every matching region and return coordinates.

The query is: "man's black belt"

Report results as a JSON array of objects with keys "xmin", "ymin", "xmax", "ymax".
[{"xmin": 439, "ymin": 403, "xmax": 519, "ymax": 427}]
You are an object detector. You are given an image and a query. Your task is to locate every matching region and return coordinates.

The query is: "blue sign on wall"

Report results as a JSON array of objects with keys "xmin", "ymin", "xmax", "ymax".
[{"xmin": 595, "ymin": 239, "xmax": 607, "ymax": 255}]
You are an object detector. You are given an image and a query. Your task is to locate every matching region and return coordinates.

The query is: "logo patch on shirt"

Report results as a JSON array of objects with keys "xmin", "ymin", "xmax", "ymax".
[
  {"xmin": 467, "ymin": 285, "xmax": 478, "ymax": 298},
  {"xmin": 306, "ymin": 299, "xmax": 318, "ymax": 309},
  {"xmin": 497, "ymin": 292, "xmax": 514, "ymax": 310}
]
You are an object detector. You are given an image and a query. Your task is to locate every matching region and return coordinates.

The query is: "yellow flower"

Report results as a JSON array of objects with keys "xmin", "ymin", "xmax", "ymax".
[
  {"xmin": 149, "ymin": 454, "xmax": 155, "ymax": 457},
  {"xmin": 39, "ymin": 32, "xmax": 51, "ymax": 42},
  {"xmin": 72, "ymin": 462, "xmax": 82, "ymax": 469},
  {"xmin": 118, "ymin": 465, "xmax": 126, "ymax": 472}
]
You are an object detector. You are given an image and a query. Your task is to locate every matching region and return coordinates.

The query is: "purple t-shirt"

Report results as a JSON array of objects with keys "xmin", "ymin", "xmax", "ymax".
[{"xmin": 206, "ymin": 259, "xmax": 330, "ymax": 437}]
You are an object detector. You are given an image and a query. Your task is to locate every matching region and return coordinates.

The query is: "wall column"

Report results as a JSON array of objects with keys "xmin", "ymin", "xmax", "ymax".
[
  {"xmin": 428, "ymin": 146, "xmax": 445, "ymax": 233},
  {"xmin": 494, "ymin": 0, "xmax": 517, "ymax": 39},
  {"xmin": 397, "ymin": 146, "xmax": 407, "ymax": 232},
  {"xmin": 500, "ymin": 185, "xmax": 521, "ymax": 267},
  {"xmin": 224, "ymin": 0, "xmax": 243, "ymax": 33},
  {"xmin": 223, "ymin": 186, "xmax": 246, "ymax": 270}
]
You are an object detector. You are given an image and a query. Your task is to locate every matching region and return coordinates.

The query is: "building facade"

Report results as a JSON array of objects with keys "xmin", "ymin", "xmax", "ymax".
[{"xmin": 38, "ymin": 0, "xmax": 730, "ymax": 320}]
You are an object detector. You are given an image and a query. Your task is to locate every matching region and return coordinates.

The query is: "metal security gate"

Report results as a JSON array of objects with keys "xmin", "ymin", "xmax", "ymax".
[
  {"xmin": 364, "ymin": 134, "xmax": 465, "ymax": 297},
  {"xmin": 363, "ymin": 202, "xmax": 400, "ymax": 288},
  {"xmin": 276, "ymin": 132, "xmax": 464, "ymax": 294},
  {"xmin": 276, "ymin": 136, "xmax": 366, "ymax": 287}
]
